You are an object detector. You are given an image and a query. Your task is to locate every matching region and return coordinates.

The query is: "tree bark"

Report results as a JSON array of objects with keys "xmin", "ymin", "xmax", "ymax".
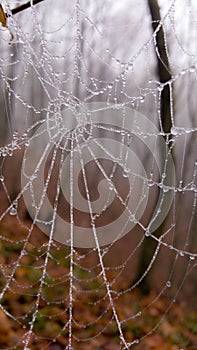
[
  {"xmin": 148, "ymin": 0, "xmax": 172, "ymax": 134},
  {"xmin": 135, "ymin": 0, "xmax": 173, "ymax": 293}
]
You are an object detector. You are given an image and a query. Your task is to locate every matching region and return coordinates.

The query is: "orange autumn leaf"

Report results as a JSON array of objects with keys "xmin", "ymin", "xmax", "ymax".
[
  {"xmin": 0, "ymin": 4, "xmax": 7, "ymax": 28},
  {"xmin": 0, "ymin": 4, "xmax": 13, "ymax": 41}
]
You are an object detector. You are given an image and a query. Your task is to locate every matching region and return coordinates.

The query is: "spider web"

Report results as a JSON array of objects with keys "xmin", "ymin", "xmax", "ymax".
[{"xmin": 0, "ymin": 0, "xmax": 197, "ymax": 349}]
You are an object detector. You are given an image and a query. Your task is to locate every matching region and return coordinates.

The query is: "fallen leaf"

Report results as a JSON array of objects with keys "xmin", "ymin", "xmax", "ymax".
[
  {"xmin": 0, "ymin": 5, "xmax": 13, "ymax": 42},
  {"xmin": 0, "ymin": 5, "xmax": 7, "ymax": 28}
]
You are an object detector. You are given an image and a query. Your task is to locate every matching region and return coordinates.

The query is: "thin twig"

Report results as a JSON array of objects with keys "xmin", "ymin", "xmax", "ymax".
[{"xmin": 11, "ymin": 0, "xmax": 45, "ymax": 15}]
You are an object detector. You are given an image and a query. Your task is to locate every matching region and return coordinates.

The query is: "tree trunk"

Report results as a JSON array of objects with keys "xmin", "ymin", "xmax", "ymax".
[{"xmin": 135, "ymin": 0, "xmax": 173, "ymax": 293}]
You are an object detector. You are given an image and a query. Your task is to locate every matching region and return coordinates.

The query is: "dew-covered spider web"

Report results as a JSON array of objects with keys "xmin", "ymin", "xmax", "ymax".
[{"xmin": 0, "ymin": 0, "xmax": 197, "ymax": 349}]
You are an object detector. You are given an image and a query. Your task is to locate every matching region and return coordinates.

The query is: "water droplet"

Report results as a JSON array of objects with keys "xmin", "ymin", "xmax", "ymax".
[
  {"xmin": 190, "ymin": 256, "xmax": 195, "ymax": 261},
  {"xmin": 122, "ymin": 168, "xmax": 130, "ymax": 177},
  {"xmin": 189, "ymin": 65, "xmax": 195, "ymax": 73},
  {"xmin": 108, "ymin": 83, "xmax": 113, "ymax": 89},
  {"xmin": 129, "ymin": 214, "xmax": 135, "ymax": 222},
  {"xmin": 13, "ymin": 131, "xmax": 18, "ymax": 139},
  {"xmin": 78, "ymin": 126, "xmax": 84, "ymax": 134},
  {"xmin": 93, "ymin": 91, "xmax": 100, "ymax": 96},
  {"xmin": 171, "ymin": 126, "xmax": 179, "ymax": 135},
  {"xmin": 163, "ymin": 186, "xmax": 169, "ymax": 193},
  {"xmin": 109, "ymin": 183, "xmax": 113, "ymax": 191},
  {"xmin": 166, "ymin": 281, "xmax": 171, "ymax": 288},
  {"xmin": 181, "ymin": 68, "xmax": 187, "ymax": 75},
  {"xmin": 148, "ymin": 179, "xmax": 154, "ymax": 187},
  {"xmin": 179, "ymin": 251, "xmax": 184, "ymax": 257},
  {"xmin": 0, "ymin": 175, "xmax": 4, "ymax": 182},
  {"xmin": 10, "ymin": 207, "xmax": 17, "ymax": 216},
  {"xmin": 177, "ymin": 187, "xmax": 183, "ymax": 192},
  {"xmin": 7, "ymin": 149, "xmax": 13, "ymax": 157},
  {"xmin": 140, "ymin": 95, "xmax": 145, "ymax": 103},
  {"xmin": 158, "ymin": 85, "xmax": 163, "ymax": 92},
  {"xmin": 190, "ymin": 184, "xmax": 196, "ymax": 191},
  {"xmin": 76, "ymin": 28, "xmax": 80, "ymax": 35}
]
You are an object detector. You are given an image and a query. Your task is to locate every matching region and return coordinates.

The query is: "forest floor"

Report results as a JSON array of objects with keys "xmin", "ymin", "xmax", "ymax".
[{"xmin": 0, "ymin": 216, "xmax": 197, "ymax": 350}]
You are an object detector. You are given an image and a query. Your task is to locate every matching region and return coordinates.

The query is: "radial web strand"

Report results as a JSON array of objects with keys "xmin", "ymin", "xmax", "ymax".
[{"xmin": 0, "ymin": 0, "xmax": 197, "ymax": 349}]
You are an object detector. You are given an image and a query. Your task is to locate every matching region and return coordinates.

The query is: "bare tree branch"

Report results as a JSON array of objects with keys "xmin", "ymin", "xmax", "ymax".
[{"xmin": 11, "ymin": 0, "xmax": 45, "ymax": 16}]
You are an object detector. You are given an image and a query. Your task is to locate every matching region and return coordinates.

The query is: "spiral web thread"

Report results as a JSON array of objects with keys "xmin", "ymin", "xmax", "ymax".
[{"xmin": 0, "ymin": 0, "xmax": 197, "ymax": 349}]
